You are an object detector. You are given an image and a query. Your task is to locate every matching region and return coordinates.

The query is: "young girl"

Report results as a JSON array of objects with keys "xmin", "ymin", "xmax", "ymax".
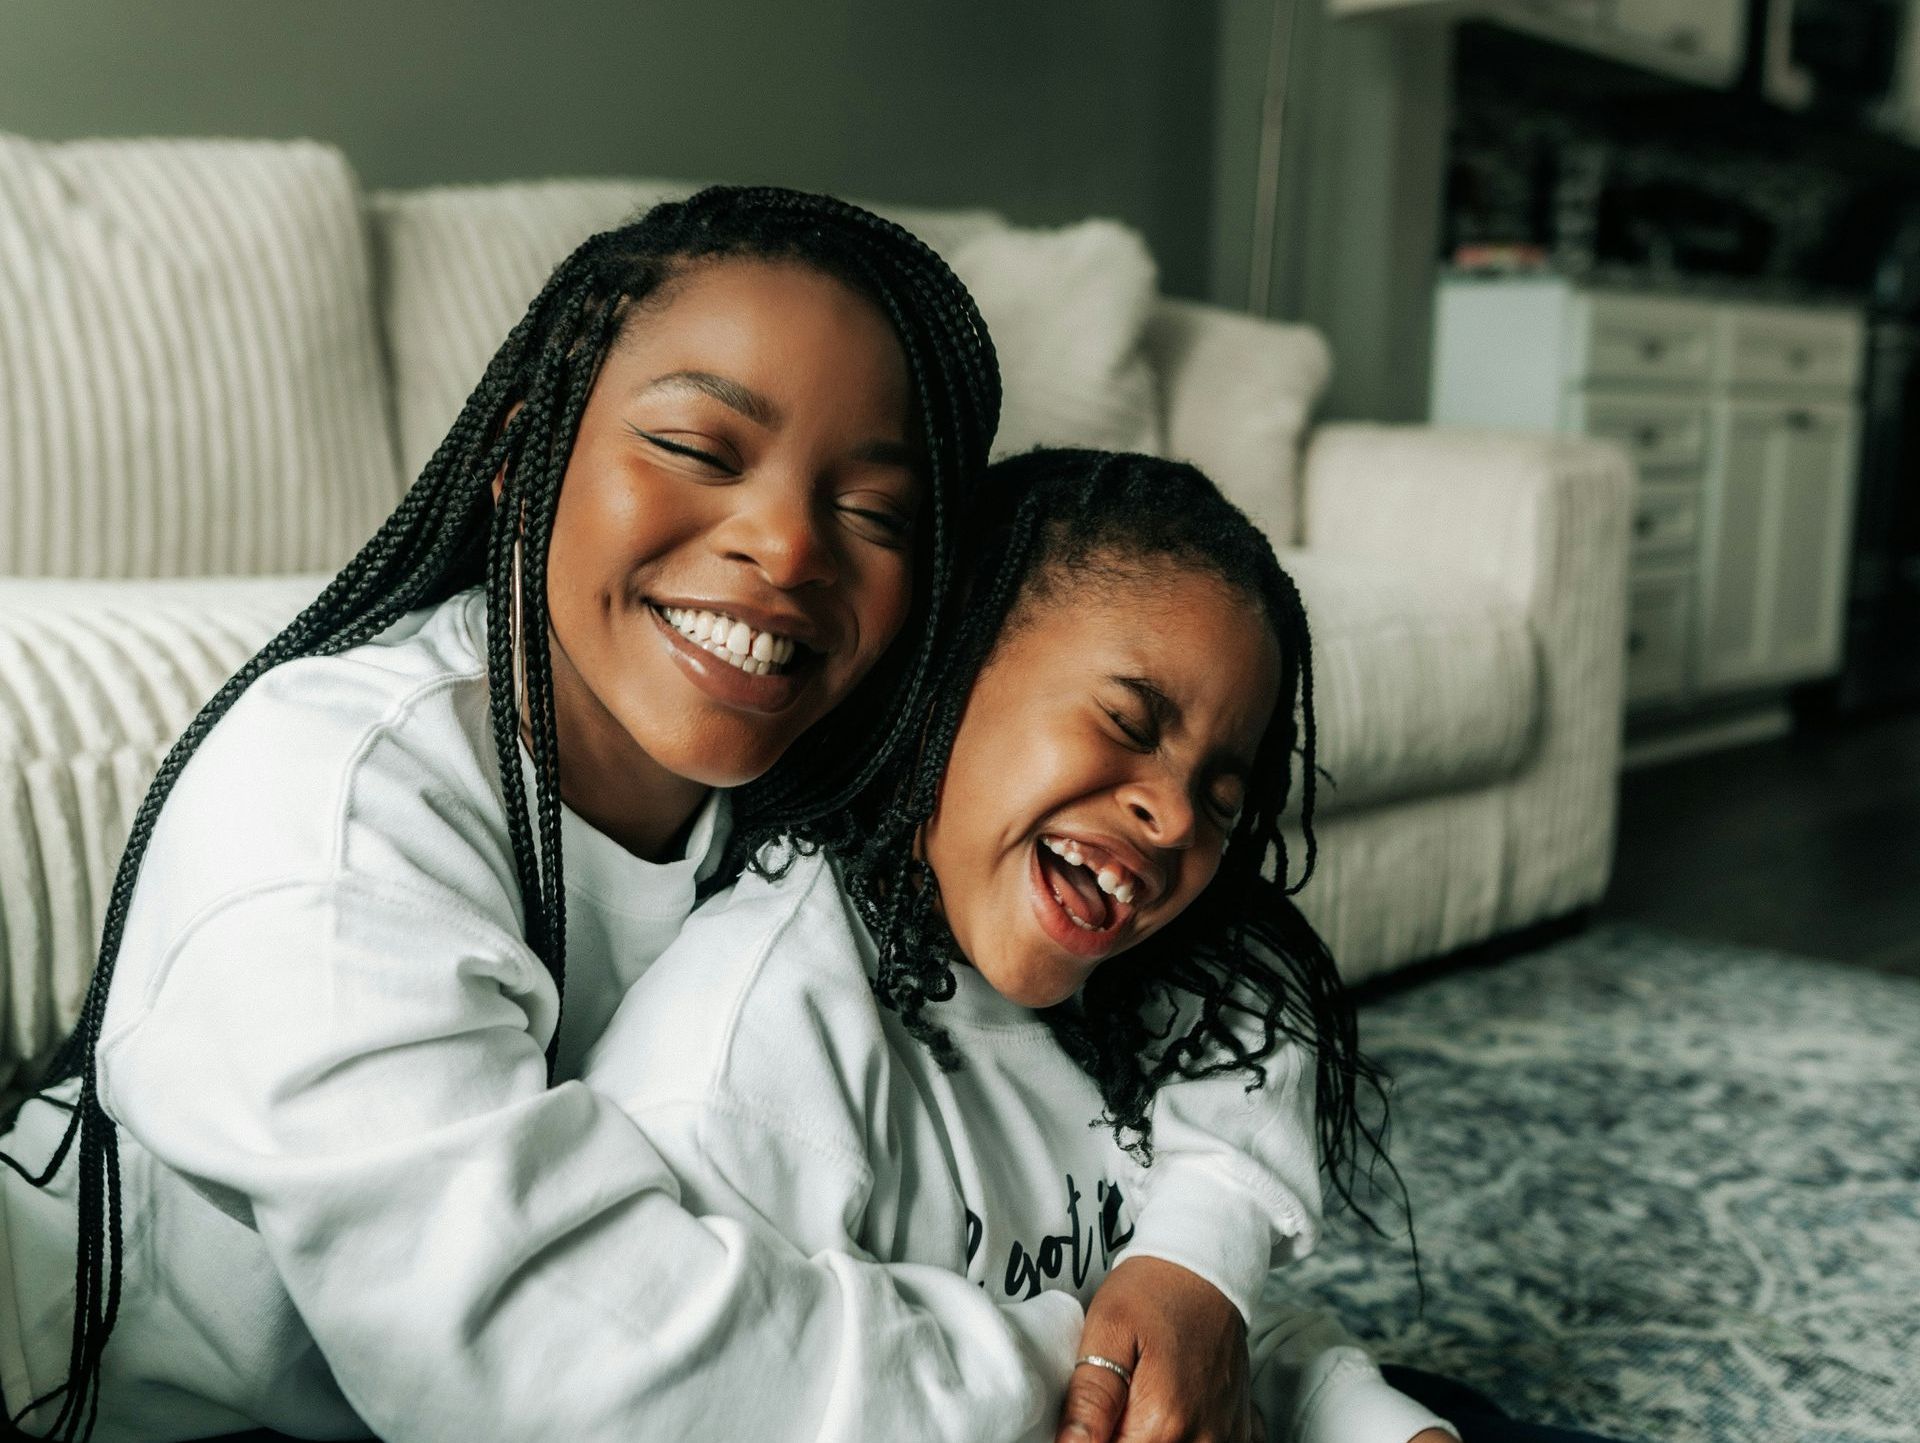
[
  {"xmin": 0, "ymin": 191, "xmax": 1322, "ymax": 1443},
  {"xmin": 581, "ymin": 449, "xmax": 1460, "ymax": 1443}
]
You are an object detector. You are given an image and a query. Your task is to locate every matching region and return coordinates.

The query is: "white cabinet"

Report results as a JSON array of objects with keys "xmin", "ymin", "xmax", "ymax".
[
  {"xmin": 1697, "ymin": 400, "xmax": 1859, "ymax": 688},
  {"xmin": 1430, "ymin": 276, "xmax": 1863, "ymax": 715},
  {"xmin": 1330, "ymin": 0, "xmax": 1747, "ymax": 86},
  {"xmin": 1607, "ymin": 0, "xmax": 1746, "ymax": 78}
]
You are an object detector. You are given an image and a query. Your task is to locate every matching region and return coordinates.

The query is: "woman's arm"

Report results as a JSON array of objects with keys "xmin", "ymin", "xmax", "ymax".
[{"xmin": 99, "ymin": 871, "xmax": 1080, "ymax": 1443}]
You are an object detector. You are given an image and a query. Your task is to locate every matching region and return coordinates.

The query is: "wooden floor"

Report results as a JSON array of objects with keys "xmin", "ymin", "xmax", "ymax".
[{"xmin": 1599, "ymin": 706, "xmax": 1920, "ymax": 979}]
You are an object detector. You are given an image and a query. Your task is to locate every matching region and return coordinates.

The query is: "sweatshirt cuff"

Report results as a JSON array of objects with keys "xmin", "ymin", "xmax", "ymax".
[
  {"xmin": 1121, "ymin": 1170, "xmax": 1276, "ymax": 1325},
  {"xmin": 1291, "ymin": 1348, "xmax": 1458, "ymax": 1443}
]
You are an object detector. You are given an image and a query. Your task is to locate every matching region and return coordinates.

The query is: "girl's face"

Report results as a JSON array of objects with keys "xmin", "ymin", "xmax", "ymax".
[
  {"xmin": 539, "ymin": 258, "xmax": 920, "ymax": 842},
  {"xmin": 921, "ymin": 557, "xmax": 1282, "ymax": 1009}
]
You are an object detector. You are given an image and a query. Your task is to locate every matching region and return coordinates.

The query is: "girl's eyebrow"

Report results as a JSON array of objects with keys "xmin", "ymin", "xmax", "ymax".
[
  {"xmin": 636, "ymin": 369, "xmax": 780, "ymax": 427},
  {"xmin": 1110, "ymin": 674, "xmax": 1256, "ymax": 779},
  {"xmin": 1110, "ymin": 675, "xmax": 1177, "ymax": 729}
]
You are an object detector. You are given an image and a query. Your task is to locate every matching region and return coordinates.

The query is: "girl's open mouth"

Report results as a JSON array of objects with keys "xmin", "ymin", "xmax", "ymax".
[{"xmin": 1027, "ymin": 835, "xmax": 1139, "ymax": 960}]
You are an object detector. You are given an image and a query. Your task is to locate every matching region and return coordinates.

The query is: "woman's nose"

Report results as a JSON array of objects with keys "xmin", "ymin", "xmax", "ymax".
[
  {"xmin": 1117, "ymin": 774, "xmax": 1198, "ymax": 851},
  {"xmin": 722, "ymin": 478, "xmax": 838, "ymax": 591}
]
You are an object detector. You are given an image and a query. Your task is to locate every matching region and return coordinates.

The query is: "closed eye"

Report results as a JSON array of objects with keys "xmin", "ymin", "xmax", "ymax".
[
  {"xmin": 627, "ymin": 425, "xmax": 736, "ymax": 473},
  {"xmin": 839, "ymin": 502, "xmax": 914, "ymax": 547},
  {"xmin": 1104, "ymin": 707, "xmax": 1155, "ymax": 750}
]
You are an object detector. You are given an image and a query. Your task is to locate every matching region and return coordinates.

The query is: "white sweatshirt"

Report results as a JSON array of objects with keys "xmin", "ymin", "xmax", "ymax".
[
  {"xmin": 582, "ymin": 848, "xmax": 1453, "ymax": 1443},
  {"xmin": 0, "ymin": 587, "xmax": 1445, "ymax": 1443}
]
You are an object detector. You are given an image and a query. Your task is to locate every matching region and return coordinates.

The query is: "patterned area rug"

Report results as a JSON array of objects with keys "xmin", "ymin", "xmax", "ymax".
[{"xmin": 1283, "ymin": 925, "xmax": 1920, "ymax": 1443}]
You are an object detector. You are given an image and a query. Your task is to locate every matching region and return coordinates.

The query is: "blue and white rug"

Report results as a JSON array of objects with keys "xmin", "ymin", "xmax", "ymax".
[{"xmin": 1281, "ymin": 925, "xmax": 1920, "ymax": 1443}]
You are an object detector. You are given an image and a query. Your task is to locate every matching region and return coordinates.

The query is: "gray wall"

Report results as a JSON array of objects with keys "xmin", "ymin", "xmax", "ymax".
[
  {"xmin": 2, "ymin": 0, "xmax": 1450, "ymax": 419},
  {"xmin": 1208, "ymin": 0, "xmax": 1453, "ymax": 422},
  {"xmin": 0, "ymin": 0, "xmax": 1219, "ymax": 296}
]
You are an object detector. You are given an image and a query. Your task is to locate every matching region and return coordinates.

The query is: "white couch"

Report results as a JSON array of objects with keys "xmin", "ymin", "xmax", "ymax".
[{"xmin": 0, "ymin": 135, "xmax": 1634, "ymax": 1083}]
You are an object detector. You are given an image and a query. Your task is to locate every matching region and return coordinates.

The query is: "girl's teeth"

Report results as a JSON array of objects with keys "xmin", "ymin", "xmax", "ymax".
[{"xmin": 1043, "ymin": 837, "xmax": 1138, "ymax": 907}]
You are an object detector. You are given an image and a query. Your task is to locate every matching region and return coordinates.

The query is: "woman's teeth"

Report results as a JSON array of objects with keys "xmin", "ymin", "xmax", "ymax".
[
  {"xmin": 1042, "ymin": 836, "xmax": 1135, "ymax": 905},
  {"xmin": 659, "ymin": 606, "xmax": 799, "ymax": 677}
]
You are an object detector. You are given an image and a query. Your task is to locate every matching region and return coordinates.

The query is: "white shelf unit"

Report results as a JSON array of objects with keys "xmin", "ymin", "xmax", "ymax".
[{"xmin": 1429, "ymin": 276, "xmax": 1864, "ymax": 716}]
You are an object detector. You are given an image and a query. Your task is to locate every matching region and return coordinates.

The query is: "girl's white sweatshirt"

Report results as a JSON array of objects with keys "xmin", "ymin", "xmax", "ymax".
[
  {"xmin": 582, "ymin": 847, "xmax": 1453, "ymax": 1443},
  {"xmin": 0, "ymin": 588, "xmax": 1439, "ymax": 1443}
]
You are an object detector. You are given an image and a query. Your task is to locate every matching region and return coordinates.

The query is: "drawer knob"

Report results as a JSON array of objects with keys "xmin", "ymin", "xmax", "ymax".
[
  {"xmin": 1628, "ymin": 630, "xmax": 1647, "ymax": 654},
  {"xmin": 1639, "ymin": 338, "xmax": 1666, "ymax": 362},
  {"xmin": 1788, "ymin": 347, "xmax": 1811, "ymax": 369},
  {"xmin": 1636, "ymin": 426, "xmax": 1662, "ymax": 449},
  {"xmin": 1634, "ymin": 514, "xmax": 1658, "ymax": 536}
]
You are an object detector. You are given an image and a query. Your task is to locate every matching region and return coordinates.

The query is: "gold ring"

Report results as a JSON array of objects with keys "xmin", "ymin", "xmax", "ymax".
[{"xmin": 1074, "ymin": 1353, "xmax": 1134, "ymax": 1387}]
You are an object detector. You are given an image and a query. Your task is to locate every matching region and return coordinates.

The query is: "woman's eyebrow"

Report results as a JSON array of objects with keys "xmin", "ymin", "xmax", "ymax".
[
  {"xmin": 854, "ymin": 438, "xmax": 923, "ymax": 471},
  {"xmin": 636, "ymin": 370, "xmax": 780, "ymax": 427}
]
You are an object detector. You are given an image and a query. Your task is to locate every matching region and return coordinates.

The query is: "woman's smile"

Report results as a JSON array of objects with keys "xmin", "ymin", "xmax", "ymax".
[{"xmin": 646, "ymin": 600, "xmax": 819, "ymax": 714}]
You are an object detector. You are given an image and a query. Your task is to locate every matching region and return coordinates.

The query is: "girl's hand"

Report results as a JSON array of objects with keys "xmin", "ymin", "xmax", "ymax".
[{"xmin": 1057, "ymin": 1256, "xmax": 1251, "ymax": 1442}]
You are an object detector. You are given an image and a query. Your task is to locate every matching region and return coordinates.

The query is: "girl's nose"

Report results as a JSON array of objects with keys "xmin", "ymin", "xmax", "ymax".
[
  {"xmin": 721, "ymin": 479, "xmax": 838, "ymax": 591},
  {"xmin": 1117, "ymin": 774, "xmax": 1198, "ymax": 851}
]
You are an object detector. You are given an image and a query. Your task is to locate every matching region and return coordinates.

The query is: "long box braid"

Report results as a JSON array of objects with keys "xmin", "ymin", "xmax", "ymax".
[{"xmin": 0, "ymin": 185, "xmax": 999, "ymax": 1442}]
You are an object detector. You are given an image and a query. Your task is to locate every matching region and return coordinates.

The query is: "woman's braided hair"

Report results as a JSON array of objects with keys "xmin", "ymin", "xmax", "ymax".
[
  {"xmin": 1, "ymin": 185, "xmax": 999, "ymax": 1442},
  {"xmin": 816, "ymin": 448, "xmax": 1397, "ymax": 1225}
]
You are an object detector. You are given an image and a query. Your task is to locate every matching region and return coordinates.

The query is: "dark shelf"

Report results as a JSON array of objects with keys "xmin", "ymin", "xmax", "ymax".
[{"xmin": 1457, "ymin": 21, "xmax": 1920, "ymax": 188}]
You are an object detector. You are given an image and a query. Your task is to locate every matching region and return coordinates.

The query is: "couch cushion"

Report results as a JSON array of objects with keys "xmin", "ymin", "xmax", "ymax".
[
  {"xmin": 373, "ymin": 179, "xmax": 691, "ymax": 479},
  {"xmin": 0, "ymin": 576, "xmax": 322, "ymax": 1075},
  {"xmin": 1144, "ymin": 301, "xmax": 1329, "ymax": 549},
  {"xmin": 0, "ymin": 135, "xmax": 403, "ymax": 578},
  {"xmin": 1278, "ymin": 549, "xmax": 1539, "ymax": 814},
  {"xmin": 947, "ymin": 220, "xmax": 1162, "ymax": 460},
  {"xmin": 371, "ymin": 180, "xmax": 1158, "ymax": 479}
]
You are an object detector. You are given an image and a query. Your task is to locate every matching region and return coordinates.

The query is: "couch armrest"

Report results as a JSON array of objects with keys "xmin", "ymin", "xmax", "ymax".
[{"xmin": 1299, "ymin": 423, "xmax": 1633, "ymax": 927}]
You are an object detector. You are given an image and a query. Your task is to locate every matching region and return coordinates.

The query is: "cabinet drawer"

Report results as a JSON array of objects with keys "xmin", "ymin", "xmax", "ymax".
[
  {"xmin": 1626, "ymin": 570, "xmax": 1693, "ymax": 706},
  {"xmin": 1631, "ymin": 482, "xmax": 1700, "ymax": 556},
  {"xmin": 1722, "ymin": 308, "xmax": 1862, "ymax": 390},
  {"xmin": 1575, "ymin": 296, "xmax": 1715, "ymax": 385},
  {"xmin": 1577, "ymin": 393, "xmax": 1711, "ymax": 474},
  {"xmin": 1610, "ymin": 0, "xmax": 1744, "ymax": 71}
]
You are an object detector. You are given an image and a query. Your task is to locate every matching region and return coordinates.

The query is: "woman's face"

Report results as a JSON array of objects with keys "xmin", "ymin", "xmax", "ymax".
[
  {"xmin": 537, "ymin": 258, "xmax": 920, "ymax": 834},
  {"xmin": 921, "ymin": 557, "xmax": 1281, "ymax": 1009}
]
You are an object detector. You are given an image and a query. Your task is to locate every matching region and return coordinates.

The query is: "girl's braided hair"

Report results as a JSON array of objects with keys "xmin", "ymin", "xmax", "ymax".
[
  {"xmin": 815, "ymin": 448, "xmax": 1398, "ymax": 1226},
  {"xmin": 1, "ymin": 185, "xmax": 999, "ymax": 1442}
]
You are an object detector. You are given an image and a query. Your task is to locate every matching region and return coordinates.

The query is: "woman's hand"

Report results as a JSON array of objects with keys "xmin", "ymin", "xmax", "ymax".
[{"xmin": 1056, "ymin": 1256, "xmax": 1252, "ymax": 1442}]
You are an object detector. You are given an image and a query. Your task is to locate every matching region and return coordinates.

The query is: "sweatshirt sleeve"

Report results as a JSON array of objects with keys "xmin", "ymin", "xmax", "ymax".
[
  {"xmin": 1247, "ymin": 1297, "xmax": 1458, "ymax": 1443},
  {"xmin": 97, "ymin": 871, "xmax": 1082, "ymax": 1443},
  {"xmin": 1121, "ymin": 1036, "xmax": 1324, "ymax": 1322}
]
